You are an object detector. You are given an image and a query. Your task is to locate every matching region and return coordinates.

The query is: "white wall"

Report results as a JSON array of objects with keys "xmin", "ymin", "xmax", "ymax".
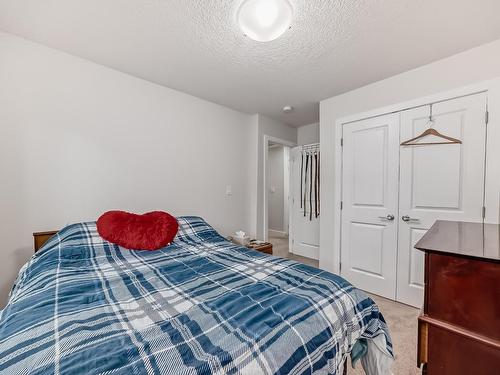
[
  {"xmin": 297, "ymin": 123, "xmax": 319, "ymax": 145},
  {"xmin": 0, "ymin": 32, "xmax": 258, "ymax": 307},
  {"xmin": 320, "ymin": 39, "xmax": 500, "ymax": 274},
  {"xmin": 268, "ymin": 145, "xmax": 285, "ymax": 232}
]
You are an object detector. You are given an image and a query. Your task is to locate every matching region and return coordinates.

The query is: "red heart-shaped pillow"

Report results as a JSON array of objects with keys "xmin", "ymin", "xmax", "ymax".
[{"xmin": 97, "ymin": 211, "xmax": 178, "ymax": 250}]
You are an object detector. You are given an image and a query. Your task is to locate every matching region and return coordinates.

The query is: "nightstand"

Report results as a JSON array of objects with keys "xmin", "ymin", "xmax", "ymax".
[
  {"xmin": 228, "ymin": 237, "xmax": 273, "ymax": 255},
  {"xmin": 33, "ymin": 230, "xmax": 58, "ymax": 253},
  {"xmin": 246, "ymin": 241, "xmax": 273, "ymax": 255}
]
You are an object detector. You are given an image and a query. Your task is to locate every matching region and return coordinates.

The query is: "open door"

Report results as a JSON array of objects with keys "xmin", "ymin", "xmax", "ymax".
[{"xmin": 289, "ymin": 146, "xmax": 320, "ymax": 260}]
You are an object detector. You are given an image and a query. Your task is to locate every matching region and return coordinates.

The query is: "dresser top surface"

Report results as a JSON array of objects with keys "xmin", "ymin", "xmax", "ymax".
[{"xmin": 415, "ymin": 220, "xmax": 500, "ymax": 261}]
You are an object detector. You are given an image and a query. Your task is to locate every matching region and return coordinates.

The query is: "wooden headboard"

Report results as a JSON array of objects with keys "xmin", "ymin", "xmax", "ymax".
[{"xmin": 33, "ymin": 231, "xmax": 58, "ymax": 252}]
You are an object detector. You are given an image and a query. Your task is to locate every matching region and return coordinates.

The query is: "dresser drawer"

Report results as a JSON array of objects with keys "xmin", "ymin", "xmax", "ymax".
[
  {"xmin": 426, "ymin": 252, "xmax": 500, "ymax": 341},
  {"xmin": 426, "ymin": 322, "xmax": 500, "ymax": 375}
]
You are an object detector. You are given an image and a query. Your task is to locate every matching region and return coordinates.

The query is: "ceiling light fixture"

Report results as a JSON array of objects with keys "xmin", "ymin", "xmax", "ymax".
[{"xmin": 237, "ymin": 0, "xmax": 293, "ymax": 42}]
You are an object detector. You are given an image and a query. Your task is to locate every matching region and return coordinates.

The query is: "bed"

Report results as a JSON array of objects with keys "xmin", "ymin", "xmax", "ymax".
[{"xmin": 0, "ymin": 216, "xmax": 393, "ymax": 374}]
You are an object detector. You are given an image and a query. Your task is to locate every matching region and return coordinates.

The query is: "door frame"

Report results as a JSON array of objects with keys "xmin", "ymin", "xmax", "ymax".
[
  {"xmin": 262, "ymin": 135, "xmax": 296, "ymax": 242},
  {"xmin": 332, "ymin": 79, "xmax": 500, "ymax": 275}
]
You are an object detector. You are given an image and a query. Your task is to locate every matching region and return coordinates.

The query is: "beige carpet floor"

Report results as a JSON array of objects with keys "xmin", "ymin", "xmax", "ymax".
[
  {"xmin": 268, "ymin": 236, "xmax": 421, "ymax": 375},
  {"xmin": 268, "ymin": 235, "xmax": 319, "ymax": 267}
]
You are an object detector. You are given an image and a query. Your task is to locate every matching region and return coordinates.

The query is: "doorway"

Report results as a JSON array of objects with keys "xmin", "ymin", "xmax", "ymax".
[
  {"xmin": 262, "ymin": 135, "xmax": 295, "ymax": 242},
  {"xmin": 263, "ymin": 137, "xmax": 319, "ymax": 267},
  {"xmin": 267, "ymin": 142, "xmax": 290, "ymax": 238}
]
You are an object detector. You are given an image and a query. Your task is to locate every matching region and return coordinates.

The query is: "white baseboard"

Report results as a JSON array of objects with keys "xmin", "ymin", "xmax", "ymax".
[{"xmin": 268, "ymin": 229, "xmax": 288, "ymax": 238}]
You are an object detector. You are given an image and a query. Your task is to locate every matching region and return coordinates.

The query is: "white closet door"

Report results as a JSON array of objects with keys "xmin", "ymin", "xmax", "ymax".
[
  {"xmin": 290, "ymin": 147, "xmax": 319, "ymax": 260},
  {"xmin": 397, "ymin": 93, "xmax": 487, "ymax": 307},
  {"xmin": 341, "ymin": 113, "xmax": 400, "ymax": 299}
]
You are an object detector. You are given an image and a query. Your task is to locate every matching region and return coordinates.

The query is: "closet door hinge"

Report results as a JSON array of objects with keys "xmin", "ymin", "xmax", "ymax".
[
  {"xmin": 485, "ymin": 110, "xmax": 489, "ymax": 125},
  {"xmin": 340, "ymin": 201, "xmax": 343, "ymax": 210},
  {"xmin": 339, "ymin": 262, "xmax": 342, "ymax": 273},
  {"xmin": 482, "ymin": 206, "xmax": 486, "ymax": 219},
  {"xmin": 340, "ymin": 138, "xmax": 344, "ymax": 147}
]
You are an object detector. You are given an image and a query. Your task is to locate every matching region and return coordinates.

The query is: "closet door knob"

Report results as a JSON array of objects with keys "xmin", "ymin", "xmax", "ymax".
[
  {"xmin": 378, "ymin": 214, "xmax": 395, "ymax": 221},
  {"xmin": 402, "ymin": 215, "xmax": 419, "ymax": 222}
]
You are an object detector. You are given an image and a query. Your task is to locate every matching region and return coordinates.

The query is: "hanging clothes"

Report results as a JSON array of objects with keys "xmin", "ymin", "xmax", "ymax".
[
  {"xmin": 303, "ymin": 153, "xmax": 309, "ymax": 217},
  {"xmin": 309, "ymin": 153, "xmax": 313, "ymax": 221},
  {"xmin": 299, "ymin": 145, "xmax": 320, "ymax": 221},
  {"xmin": 317, "ymin": 151, "xmax": 320, "ymax": 217},
  {"xmin": 314, "ymin": 152, "xmax": 319, "ymax": 218},
  {"xmin": 300, "ymin": 153, "xmax": 304, "ymax": 209}
]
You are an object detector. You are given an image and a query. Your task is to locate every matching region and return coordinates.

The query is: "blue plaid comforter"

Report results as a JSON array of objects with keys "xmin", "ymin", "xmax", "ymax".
[{"xmin": 0, "ymin": 216, "xmax": 393, "ymax": 374}]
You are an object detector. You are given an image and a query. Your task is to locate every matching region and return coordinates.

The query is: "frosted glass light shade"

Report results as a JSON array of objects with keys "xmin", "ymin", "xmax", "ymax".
[{"xmin": 237, "ymin": 0, "xmax": 293, "ymax": 42}]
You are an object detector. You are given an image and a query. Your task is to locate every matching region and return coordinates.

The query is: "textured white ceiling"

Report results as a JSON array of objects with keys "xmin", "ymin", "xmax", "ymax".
[{"xmin": 1, "ymin": 0, "xmax": 500, "ymax": 126}]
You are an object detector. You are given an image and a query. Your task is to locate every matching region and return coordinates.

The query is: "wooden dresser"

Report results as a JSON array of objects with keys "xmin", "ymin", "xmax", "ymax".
[{"xmin": 415, "ymin": 220, "xmax": 500, "ymax": 374}]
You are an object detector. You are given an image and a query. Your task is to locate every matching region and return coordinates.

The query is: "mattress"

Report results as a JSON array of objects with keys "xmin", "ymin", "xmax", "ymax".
[{"xmin": 0, "ymin": 216, "xmax": 393, "ymax": 374}]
